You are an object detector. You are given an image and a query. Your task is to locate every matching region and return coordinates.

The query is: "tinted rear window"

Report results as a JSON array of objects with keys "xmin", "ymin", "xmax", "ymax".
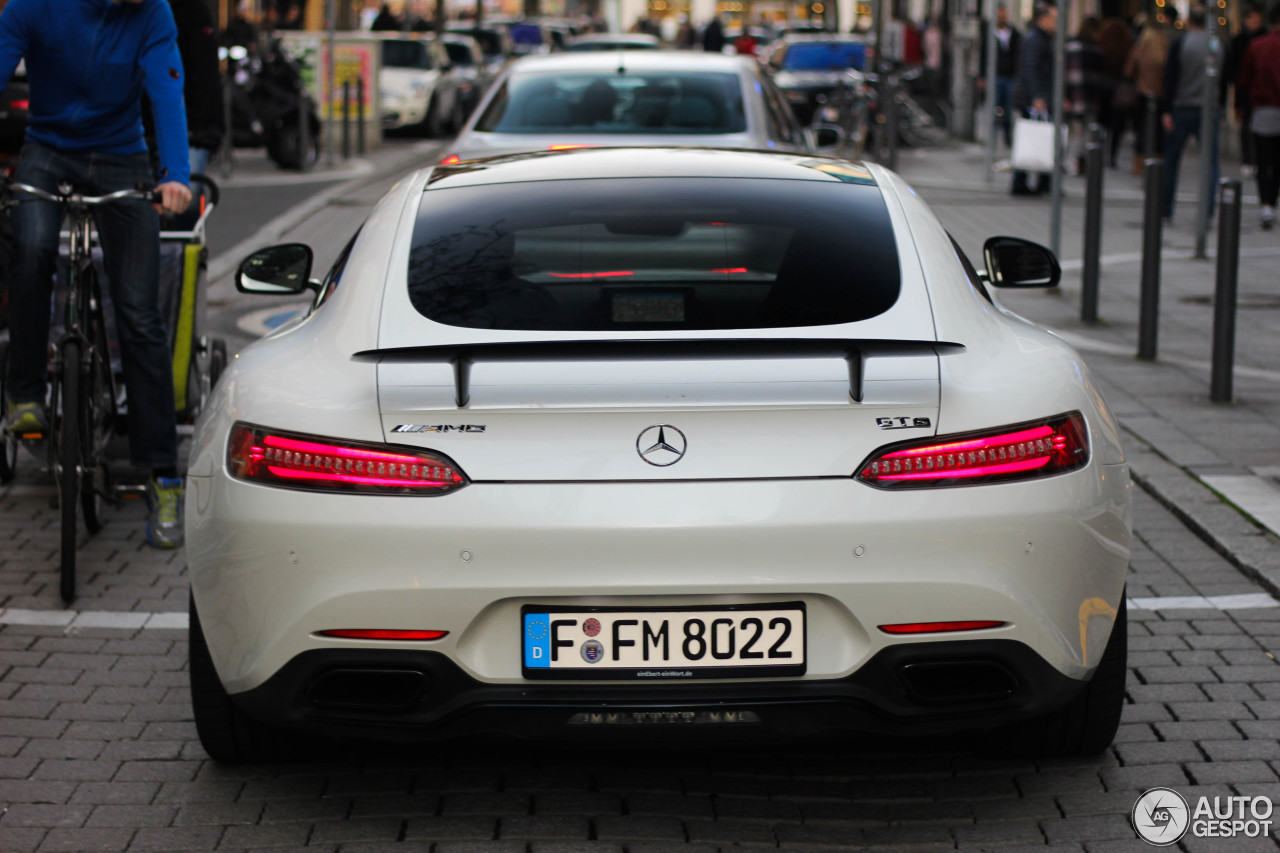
[
  {"xmin": 444, "ymin": 42, "xmax": 473, "ymax": 65},
  {"xmin": 383, "ymin": 40, "xmax": 433, "ymax": 69},
  {"xmin": 475, "ymin": 71, "xmax": 747, "ymax": 135},
  {"xmin": 408, "ymin": 178, "xmax": 899, "ymax": 331}
]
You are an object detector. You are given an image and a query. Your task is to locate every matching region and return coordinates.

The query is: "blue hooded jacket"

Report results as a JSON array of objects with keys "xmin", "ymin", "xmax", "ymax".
[{"xmin": 0, "ymin": 0, "xmax": 189, "ymax": 185}]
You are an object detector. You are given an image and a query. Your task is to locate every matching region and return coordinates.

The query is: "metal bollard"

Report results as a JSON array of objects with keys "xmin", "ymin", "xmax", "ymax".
[
  {"xmin": 297, "ymin": 84, "xmax": 311, "ymax": 173},
  {"xmin": 342, "ymin": 81, "xmax": 351, "ymax": 160},
  {"xmin": 356, "ymin": 78, "xmax": 366, "ymax": 156},
  {"xmin": 1211, "ymin": 178, "xmax": 1242, "ymax": 403},
  {"xmin": 1143, "ymin": 97, "xmax": 1159, "ymax": 162},
  {"xmin": 1138, "ymin": 158, "xmax": 1164, "ymax": 360},
  {"xmin": 1081, "ymin": 124, "xmax": 1105, "ymax": 324}
]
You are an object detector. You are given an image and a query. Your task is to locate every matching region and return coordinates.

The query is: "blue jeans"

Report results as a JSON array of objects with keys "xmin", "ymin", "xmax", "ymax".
[
  {"xmin": 995, "ymin": 77, "xmax": 1014, "ymax": 147},
  {"xmin": 1163, "ymin": 106, "xmax": 1220, "ymax": 221},
  {"xmin": 7, "ymin": 142, "xmax": 177, "ymax": 470}
]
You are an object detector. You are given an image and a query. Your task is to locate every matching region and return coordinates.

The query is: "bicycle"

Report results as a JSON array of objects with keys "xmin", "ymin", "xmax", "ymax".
[
  {"xmin": 864, "ymin": 65, "xmax": 954, "ymax": 153},
  {"xmin": 2, "ymin": 180, "xmax": 159, "ymax": 602}
]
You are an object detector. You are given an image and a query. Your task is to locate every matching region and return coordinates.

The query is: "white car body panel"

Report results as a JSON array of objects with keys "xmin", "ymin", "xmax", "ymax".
[{"xmin": 380, "ymin": 66, "xmax": 443, "ymax": 128}]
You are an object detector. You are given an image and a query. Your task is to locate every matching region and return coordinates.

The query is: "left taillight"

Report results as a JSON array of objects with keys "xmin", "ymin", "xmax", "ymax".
[
  {"xmin": 227, "ymin": 423, "xmax": 468, "ymax": 495},
  {"xmin": 855, "ymin": 412, "xmax": 1089, "ymax": 490}
]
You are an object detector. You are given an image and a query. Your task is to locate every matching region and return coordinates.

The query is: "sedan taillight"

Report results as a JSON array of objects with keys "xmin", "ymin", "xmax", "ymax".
[
  {"xmin": 228, "ymin": 423, "xmax": 467, "ymax": 495},
  {"xmin": 855, "ymin": 412, "xmax": 1089, "ymax": 490}
]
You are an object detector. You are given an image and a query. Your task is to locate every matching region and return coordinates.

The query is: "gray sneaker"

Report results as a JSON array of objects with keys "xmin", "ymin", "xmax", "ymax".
[{"xmin": 146, "ymin": 477, "xmax": 184, "ymax": 549}]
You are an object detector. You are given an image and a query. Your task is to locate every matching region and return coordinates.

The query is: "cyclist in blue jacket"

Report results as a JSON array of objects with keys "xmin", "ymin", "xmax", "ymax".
[{"xmin": 0, "ymin": 0, "xmax": 193, "ymax": 548}]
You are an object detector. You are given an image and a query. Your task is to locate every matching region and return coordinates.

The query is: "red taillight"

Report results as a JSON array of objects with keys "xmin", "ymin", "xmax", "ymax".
[
  {"xmin": 548, "ymin": 144, "xmax": 592, "ymax": 150},
  {"xmin": 317, "ymin": 629, "xmax": 448, "ymax": 640},
  {"xmin": 546, "ymin": 270, "xmax": 634, "ymax": 279},
  {"xmin": 855, "ymin": 412, "xmax": 1089, "ymax": 490},
  {"xmin": 439, "ymin": 154, "xmax": 461, "ymax": 165},
  {"xmin": 879, "ymin": 621, "xmax": 1006, "ymax": 635},
  {"xmin": 227, "ymin": 423, "xmax": 468, "ymax": 495},
  {"xmin": 10, "ymin": 99, "xmax": 28, "ymax": 110}
]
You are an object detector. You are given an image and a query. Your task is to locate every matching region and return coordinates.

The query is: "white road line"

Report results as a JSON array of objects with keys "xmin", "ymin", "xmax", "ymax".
[
  {"xmin": 0, "ymin": 608, "xmax": 188, "ymax": 630},
  {"xmin": 1128, "ymin": 593, "xmax": 1280, "ymax": 611}
]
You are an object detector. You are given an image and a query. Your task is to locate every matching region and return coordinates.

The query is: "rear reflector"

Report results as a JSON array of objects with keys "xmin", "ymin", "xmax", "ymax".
[
  {"xmin": 228, "ymin": 423, "xmax": 467, "ymax": 495},
  {"xmin": 856, "ymin": 412, "xmax": 1088, "ymax": 489},
  {"xmin": 317, "ymin": 629, "xmax": 448, "ymax": 641},
  {"xmin": 879, "ymin": 621, "xmax": 1006, "ymax": 635},
  {"xmin": 10, "ymin": 99, "xmax": 28, "ymax": 110}
]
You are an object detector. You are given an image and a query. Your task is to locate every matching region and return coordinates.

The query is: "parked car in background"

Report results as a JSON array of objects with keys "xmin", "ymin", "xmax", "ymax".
[
  {"xmin": 446, "ymin": 23, "xmax": 515, "ymax": 74},
  {"xmin": 492, "ymin": 18, "xmax": 552, "ymax": 56},
  {"xmin": 440, "ymin": 34, "xmax": 497, "ymax": 119},
  {"xmin": 444, "ymin": 52, "xmax": 831, "ymax": 163},
  {"xmin": 378, "ymin": 34, "xmax": 465, "ymax": 137},
  {"xmin": 764, "ymin": 35, "xmax": 869, "ymax": 126},
  {"xmin": 566, "ymin": 33, "xmax": 661, "ymax": 52}
]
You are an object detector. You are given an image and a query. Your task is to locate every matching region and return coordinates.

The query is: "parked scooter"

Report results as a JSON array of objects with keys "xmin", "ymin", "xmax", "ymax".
[{"xmin": 222, "ymin": 40, "xmax": 321, "ymax": 171}]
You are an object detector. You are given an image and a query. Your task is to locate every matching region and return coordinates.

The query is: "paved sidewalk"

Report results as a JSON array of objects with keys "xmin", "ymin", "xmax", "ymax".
[{"xmin": 895, "ymin": 140, "xmax": 1280, "ymax": 600}]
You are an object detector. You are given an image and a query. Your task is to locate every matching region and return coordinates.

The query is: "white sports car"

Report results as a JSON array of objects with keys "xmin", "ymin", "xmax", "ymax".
[{"xmin": 187, "ymin": 148, "xmax": 1132, "ymax": 762}]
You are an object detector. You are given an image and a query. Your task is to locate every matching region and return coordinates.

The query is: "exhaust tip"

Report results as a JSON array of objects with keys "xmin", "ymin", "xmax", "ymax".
[
  {"xmin": 897, "ymin": 660, "xmax": 1019, "ymax": 705},
  {"xmin": 307, "ymin": 668, "xmax": 430, "ymax": 711}
]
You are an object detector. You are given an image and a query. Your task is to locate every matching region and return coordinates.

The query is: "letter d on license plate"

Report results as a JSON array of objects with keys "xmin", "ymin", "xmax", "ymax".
[{"xmin": 521, "ymin": 603, "xmax": 806, "ymax": 680}]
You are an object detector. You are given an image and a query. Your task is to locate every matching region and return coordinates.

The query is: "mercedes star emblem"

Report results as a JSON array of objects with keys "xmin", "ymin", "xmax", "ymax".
[{"xmin": 636, "ymin": 425, "xmax": 687, "ymax": 467}]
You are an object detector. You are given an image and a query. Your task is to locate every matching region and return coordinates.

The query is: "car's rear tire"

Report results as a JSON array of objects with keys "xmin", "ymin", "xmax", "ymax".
[
  {"xmin": 189, "ymin": 592, "xmax": 300, "ymax": 763},
  {"xmin": 993, "ymin": 595, "xmax": 1127, "ymax": 757}
]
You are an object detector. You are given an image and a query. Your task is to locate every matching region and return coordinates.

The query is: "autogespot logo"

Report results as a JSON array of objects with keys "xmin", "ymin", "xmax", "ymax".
[{"xmin": 1132, "ymin": 788, "xmax": 1190, "ymax": 846}]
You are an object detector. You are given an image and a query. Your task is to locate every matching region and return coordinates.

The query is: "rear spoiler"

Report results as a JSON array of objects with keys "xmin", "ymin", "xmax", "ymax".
[{"xmin": 352, "ymin": 338, "xmax": 966, "ymax": 408}]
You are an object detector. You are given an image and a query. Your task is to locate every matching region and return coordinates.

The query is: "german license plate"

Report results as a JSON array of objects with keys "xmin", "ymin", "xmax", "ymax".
[{"xmin": 521, "ymin": 603, "xmax": 806, "ymax": 680}]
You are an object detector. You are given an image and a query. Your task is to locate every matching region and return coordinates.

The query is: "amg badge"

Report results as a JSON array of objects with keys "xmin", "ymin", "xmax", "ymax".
[
  {"xmin": 877, "ymin": 417, "xmax": 931, "ymax": 430},
  {"xmin": 391, "ymin": 424, "xmax": 486, "ymax": 433}
]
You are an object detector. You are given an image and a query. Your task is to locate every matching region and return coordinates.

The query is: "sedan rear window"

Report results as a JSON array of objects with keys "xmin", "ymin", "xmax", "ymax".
[
  {"xmin": 382, "ymin": 40, "xmax": 433, "ymax": 70},
  {"xmin": 408, "ymin": 177, "xmax": 899, "ymax": 331},
  {"xmin": 474, "ymin": 71, "xmax": 747, "ymax": 135}
]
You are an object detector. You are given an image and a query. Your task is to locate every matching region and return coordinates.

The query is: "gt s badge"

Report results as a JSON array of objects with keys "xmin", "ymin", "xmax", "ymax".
[
  {"xmin": 877, "ymin": 417, "xmax": 931, "ymax": 430},
  {"xmin": 391, "ymin": 424, "xmax": 486, "ymax": 433}
]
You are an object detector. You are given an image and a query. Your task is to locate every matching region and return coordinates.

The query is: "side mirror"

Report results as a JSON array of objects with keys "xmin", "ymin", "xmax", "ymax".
[
  {"xmin": 810, "ymin": 124, "xmax": 844, "ymax": 151},
  {"xmin": 982, "ymin": 236, "xmax": 1061, "ymax": 288},
  {"xmin": 236, "ymin": 243, "xmax": 315, "ymax": 294}
]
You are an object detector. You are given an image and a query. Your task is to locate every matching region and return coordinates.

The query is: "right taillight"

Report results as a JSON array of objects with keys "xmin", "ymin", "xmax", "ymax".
[
  {"xmin": 227, "ymin": 423, "xmax": 467, "ymax": 495},
  {"xmin": 855, "ymin": 412, "xmax": 1089, "ymax": 490}
]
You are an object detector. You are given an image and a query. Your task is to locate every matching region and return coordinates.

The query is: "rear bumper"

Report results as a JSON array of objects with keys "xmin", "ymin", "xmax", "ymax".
[{"xmin": 230, "ymin": 638, "xmax": 1089, "ymax": 742}]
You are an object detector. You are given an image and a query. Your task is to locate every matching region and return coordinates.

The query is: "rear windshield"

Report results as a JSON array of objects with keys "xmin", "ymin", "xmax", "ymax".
[
  {"xmin": 408, "ymin": 177, "xmax": 899, "ymax": 331},
  {"xmin": 475, "ymin": 71, "xmax": 747, "ymax": 135},
  {"xmin": 566, "ymin": 39, "xmax": 660, "ymax": 51},
  {"xmin": 443, "ymin": 42, "xmax": 473, "ymax": 65},
  {"xmin": 782, "ymin": 42, "xmax": 867, "ymax": 71},
  {"xmin": 382, "ymin": 40, "xmax": 433, "ymax": 70}
]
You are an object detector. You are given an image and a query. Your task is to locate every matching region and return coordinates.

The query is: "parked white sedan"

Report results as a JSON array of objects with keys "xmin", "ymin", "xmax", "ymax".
[
  {"xmin": 378, "ymin": 34, "xmax": 461, "ymax": 135},
  {"xmin": 188, "ymin": 147, "xmax": 1131, "ymax": 762}
]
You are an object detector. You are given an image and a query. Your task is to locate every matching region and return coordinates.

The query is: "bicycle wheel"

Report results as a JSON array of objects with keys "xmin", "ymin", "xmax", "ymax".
[
  {"xmin": 0, "ymin": 340, "xmax": 17, "ymax": 483},
  {"xmin": 57, "ymin": 338, "xmax": 81, "ymax": 602},
  {"xmin": 80, "ymin": 293, "xmax": 114, "ymax": 534},
  {"xmin": 901, "ymin": 98, "xmax": 952, "ymax": 148}
]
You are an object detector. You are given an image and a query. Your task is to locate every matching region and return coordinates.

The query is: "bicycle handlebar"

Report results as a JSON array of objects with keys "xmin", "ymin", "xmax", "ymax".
[{"xmin": 5, "ymin": 182, "xmax": 162, "ymax": 206}]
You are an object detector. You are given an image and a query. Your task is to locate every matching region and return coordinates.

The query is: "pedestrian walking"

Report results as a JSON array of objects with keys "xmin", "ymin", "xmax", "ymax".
[
  {"xmin": 1096, "ymin": 15, "xmax": 1134, "ymax": 167},
  {"xmin": 168, "ymin": 0, "xmax": 224, "ymax": 177},
  {"xmin": 922, "ymin": 15, "xmax": 944, "ymax": 96},
  {"xmin": 702, "ymin": 15, "xmax": 725, "ymax": 53},
  {"xmin": 1124, "ymin": 21, "xmax": 1169, "ymax": 174},
  {"xmin": 1011, "ymin": 2, "xmax": 1058, "ymax": 196},
  {"xmin": 1227, "ymin": 4, "xmax": 1266, "ymax": 177},
  {"xmin": 370, "ymin": 3, "xmax": 400, "ymax": 31},
  {"xmin": 979, "ymin": 5, "xmax": 1021, "ymax": 148},
  {"xmin": 1065, "ymin": 16, "xmax": 1105, "ymax": 174},
  {"xmin": 1238, "ymin": 2, "xmax": 1280, "ymax": 229},
  {"xmin": 1161, "ymin": 4, "xmax": 1224, "ymax": 223}
]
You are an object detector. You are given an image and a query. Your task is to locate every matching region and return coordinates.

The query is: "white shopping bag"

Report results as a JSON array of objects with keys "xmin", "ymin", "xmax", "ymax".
[{"xmin": 1011, "ymin": 114, "xmax": 1063, "ymax": 173}]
